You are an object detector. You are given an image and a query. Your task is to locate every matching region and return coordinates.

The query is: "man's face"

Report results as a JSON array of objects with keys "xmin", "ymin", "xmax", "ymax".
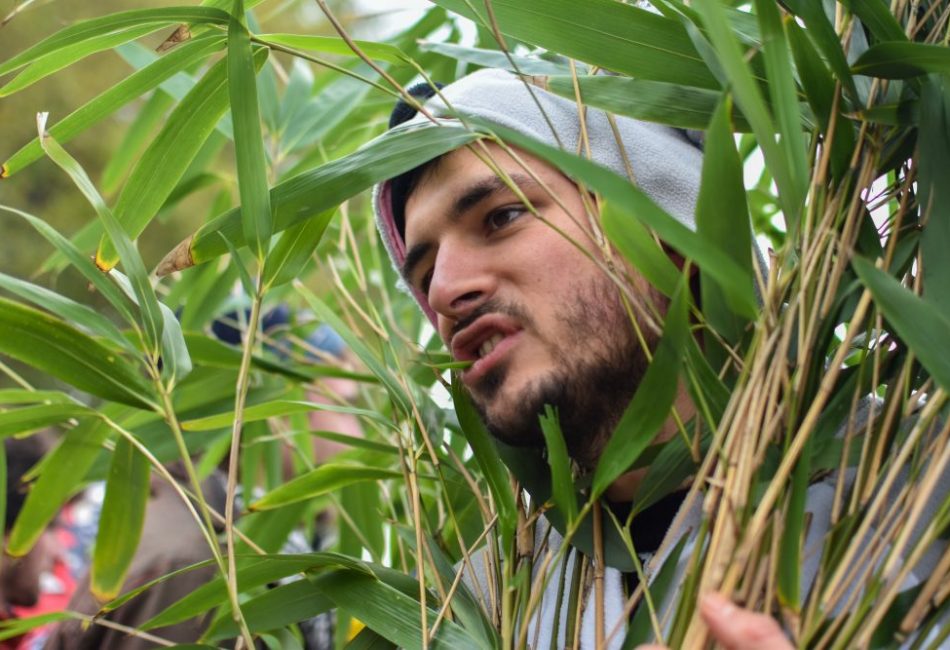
[{"xmin": 402, "ymin": 143, "xmax": 662, "ymax": 465}]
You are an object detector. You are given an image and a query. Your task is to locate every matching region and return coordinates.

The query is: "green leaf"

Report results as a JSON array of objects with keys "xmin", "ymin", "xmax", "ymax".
[
  {"xmin": 432, "ymin": 0, "xmax": 718, "ymax": 89},
  {"xmin": 852, "ymin": 43, "xmax": 950, "ymax": 79},
  {"xmin": 0, "ymin": 6, "xmax": 229, "ymax": 76},
  {"xmin": 547, "ymin": 75, "xmax": 750, "ymax": 131},
  {"xmin": 39, "ymin": 124, "xmax": 165, "ymax": 358},
  {"xmin": 228, "ymin": 1, "xmax": 272, "ymax": 261},
  {"xmin": 320, "ymin": 569, "xmax": 483, "ymax": 649},
  {"xmin": 261, "ymin": 210, "xmax": 334, "ymax": 290},
  {"xmin": 0, "ymin": 403, "xmax": 93, "ymax": 437},
  {"xmin": 840, "ymin": 0, "xmax": 908, "ymax": 43},
  {"xmin": 91, "ymin": 436, "xmax": 150, "ymax": 600},
  {"xmin": 852, "ymin": 256, "xmax": 950, "ymax": 392},
  {"xmin": 249, "ymin": 463, "xmax": 403, "ymax": 511},
  {"xmin": 1, "ymin": 35, "xmax": 226, "ymax": 177},
  {"xmin": 0, "ymin": 205, "xmax": 136, "ymax": 326},
  {"xmin": 451, "ymin": 377, "xmax": 517, "ymax": 551},
  {"xmin": 418, "ymin": 41, "xmax": 568, "ymax": 75},
  {"xmin": 917, "ymin": 74, "xmax": 950, "ymax": 320},
  {"xmin": 538, "ymin": 406, "xmax": 578, "ymax": 526},
  {"xmin": 96, "ymin": 47, "xmax": 269, "ymax": 270},
  {"xmin": 202, "ymin": 575, "xmax": 333, "ymax": 641},
  {"xmin": 692, "ymin": 1, "xmax": 806, "ymax": 231},
  {"xmin": 485, "ymin": 121, "xmax": 758, "ymax": 319},
  {"xmin": 257, "ymin": 34, "xmax": 406, "ymax": 63},
  {"xmin": 622, "ymin": 535, "xmax": 688, "ymax": 648},
  {"xmin": 0, "ymin": 25, "xmax": 164, "ymax": 97},
  {"xmin": 7, "ymin": 417, "xmax": 117, "ymax": 556},
  {"xmin": 0, "ymin": 612, "xmax": 77, "ymax": 642},
  {"xmin": 696, "ymin": 94, "xmax": 753, "ymax": 345},
  {"xmin": 777, "ymin": 435, "xmax": 810, "ymax": 609},
  {"xmin": 0, "ymin": 271, "xmax": 130, "ymax": 348},
  {"xmin": 160, "ymin": 125, "xmax": 480, "ymax": 272},
  {"xmin": 141, "ymin": 553, "xmax": 370, "ymax": 630},
  {"xmin": 780, "ymin": 0, "xmax": 857, "ymax": 99},
  {"xmin": 100, "ymin": 91, "xmax": 173, "ymax": 195},
  {"xmin": 181, "ymin": 399, "xmax": 393, "ymax": 432},
  {"xmin": 592, "ymin": 277, "xmax": 688, "ymax": 499},
  {"xmin": 0, "ymin": 297, "xmax": 154, "ymax": 409},
  {"xmin": 0, "ymin": 390, "xmax": 79, "ymax": 406}
]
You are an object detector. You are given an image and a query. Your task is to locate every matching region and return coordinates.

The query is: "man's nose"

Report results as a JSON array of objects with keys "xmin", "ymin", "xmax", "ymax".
[{"xmin": 426, "ymin": 244, "xmax": 497, "ymax": 321}]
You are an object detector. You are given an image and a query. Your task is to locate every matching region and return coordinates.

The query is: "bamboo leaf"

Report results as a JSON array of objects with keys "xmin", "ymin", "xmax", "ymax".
[
  {"xmin": 100, "ymin": 92, "xmax": 173, "ymax": 195},
  {"xmin": 917, "ymin": 73, "xmax": 950, "ymax": 321},
  {"xmin": 0, "ymin": 390, "xmax": 79, "ymax": 406},
  {"xmin": 91, "ymin": 436, "xmax": 150, "ymax": 601},
  {"xmin": 623, "ymin": 536, "xmax": 689, "ymax": 648},
  {"xmin": 261, "ymin": 209, "xmax": 334, "ymax": 290},
  {"xmin": 839, "ymin": 0, "xmax": 908, "ymax": 43},
  {"xmin": 320, "ymin": 569, "xmax": 483, "ymax": 649},
  {"xmin": 0, "ymin": 271, "xmax": 130, "ymax": 348},
  {"xmin": 249, "ymin": 463, "xmax": 402, "ymax": 511},
  {"xmin": 451, "ymin": 377, "xmax": 517, "ymax": 551},
  {"xmin": 592, "ymin": 277, "xmax": 688, "ymax": 499},
  {"xmin": 538, "ymin": 406, "xmax": 578, "ymax": 526},
  {"xmin": 852, "ymin": 43, "xmax": 950, "ymax": 79},
  {"xmin": 228, "ymin": 0, "xmax": 272, "ymax": 261},
  {"xmin": 780, "ymin": 0, "xmax": 857, "ymax": 98},
  {"xmin": 157, "ymin": 125, "xmax": 480, "ymax": 274},
  {"xmin": 0, "ymin": 403, "xmax": 94, "ymax": 437},
  {"xmin": 39, "ymin": 120, "xmax": 165, "ymax": 358},
  {"xmin": 181, "ymin": 399, "xmax": 392, "ymax": 432},
  {"xmin": 0, "ymin": 6, "xmax": 229, "ymax": 76},
  {"xmin": 852, "ymin": 256, "xmax": 950, "ymax": 392},
  {"xmin": 418, "ymin": 41, "xmax": 568, "ymax": 75},
  {"xmin": 7, "ymin": 417, "xmax": 116, "ymax": 556},
  {"xmin": 431, "ymin": 0, "xmax": 719, "ymax": 89},
  {"xmin": 696, "ymin": 94, "xmax": 753, "ymax": 346},
  {"xmin": 257, "ymin": 34, "xmax": 406, "ymax": 63},
  {"xmin": 0, "ymin": 297, "xmax": 154, "ymax": 409},
  {"xmin": 2, "ymin": 35, "xmax": 226, "ymax": 177},
  {"xmin": 0, "ymin": 25, "xmax": 164, "ymax": 97},
  {"xmin": 692, "ymin": 1, "xmax": 806, "ymax": 231},
  {"xmin": 96, "ymin": 48, "xmax": 269, "ymax": 270},
  {"xmin": 0, "ymin": 205, "xmax": 136, "ymax": 326},
  {"xmin": 142, "ymin": 553, "xmax": 370, "ymax": 630},
  {"xmin": 547, "ymin": 75, "xmax": 751, "ymax": 131}
]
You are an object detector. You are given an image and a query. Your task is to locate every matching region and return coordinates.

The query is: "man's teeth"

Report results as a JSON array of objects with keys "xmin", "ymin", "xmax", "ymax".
[{"xmin": 478, "ymin": 334, "xmax": 504, "ymax": 359}]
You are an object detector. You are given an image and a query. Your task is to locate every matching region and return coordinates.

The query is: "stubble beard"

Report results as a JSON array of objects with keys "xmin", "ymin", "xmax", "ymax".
[{"xmin": 467, "ymin": 277, "xmax": 659, "ymax": 469}]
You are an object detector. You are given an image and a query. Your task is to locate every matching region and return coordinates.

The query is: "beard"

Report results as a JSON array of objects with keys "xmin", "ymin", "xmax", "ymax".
[{"xmin": 464, "ymin": 276, "xmax": 660, "ymax": 468}]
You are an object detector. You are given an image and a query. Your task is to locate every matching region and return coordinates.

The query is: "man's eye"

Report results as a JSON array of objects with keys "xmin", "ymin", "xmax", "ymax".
[{"xmin": 485, "ymin": 206, "xmax": 525, "ymax": 232}]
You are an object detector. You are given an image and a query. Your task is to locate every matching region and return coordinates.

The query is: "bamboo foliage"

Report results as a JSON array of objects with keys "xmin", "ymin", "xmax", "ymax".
[{"xmin": 0, "ymin": 1, "xmax": 948, "ymax": 648}]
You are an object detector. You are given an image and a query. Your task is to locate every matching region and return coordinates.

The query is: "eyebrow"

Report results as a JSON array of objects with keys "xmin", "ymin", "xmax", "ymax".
[{"xmin": 400, "ymin": 172, "xmax": 538, "ymax": 282}]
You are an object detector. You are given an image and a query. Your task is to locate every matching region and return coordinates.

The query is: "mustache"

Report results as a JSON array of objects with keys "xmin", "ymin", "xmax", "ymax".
[{"xmin": 450, "ymin": 299, "xmax": 533, "ymax": 339}]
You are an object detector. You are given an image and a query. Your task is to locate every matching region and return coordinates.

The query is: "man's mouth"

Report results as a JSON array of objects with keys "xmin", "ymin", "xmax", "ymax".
[{"xmin": 450, "ymin": 315, "xmax": 522, "ymax": 384}]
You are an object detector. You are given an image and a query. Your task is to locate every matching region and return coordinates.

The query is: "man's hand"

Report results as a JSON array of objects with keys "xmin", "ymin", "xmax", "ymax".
[{"xmin": 635, "ymin": 593, "xmax": 794, "ymax": 650}]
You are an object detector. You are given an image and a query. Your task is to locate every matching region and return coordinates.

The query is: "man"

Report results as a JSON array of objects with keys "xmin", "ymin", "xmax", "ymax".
[{"xmin": 373, "ymin": 70, "xmax": 944, "ymax": 648}]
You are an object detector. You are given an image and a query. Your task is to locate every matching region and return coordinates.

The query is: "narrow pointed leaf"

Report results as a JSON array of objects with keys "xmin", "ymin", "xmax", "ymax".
[
  {"xmin": 0, "ymin": 7, "xmax": 229, "ymax": 76},
  {"xmin": 917, "ymin": 74, "xmax": 950, "ymax": 320},
  {"xmin": 228, "ymin": 1, "xmax": 272, "ymax": 261},
  {"xmin": 7, "ymin": 417, "xmax": 117, "ymax": 556},
  {"xmin": 257, "ymin": 34, "xmax": 406, "ymax": 63},
  {"xmin": 0, "ymin": 404, "xmax": 94, "ymax": 437},
  {"xmin": 539, "ymin": 406, "xmax": 578, "ymax": 526},
  {"xmin": 547, "ymin": 75, "xmax": 751, "ymax": 131},
  {"xmin": 0, "ymin": 298, "xmax": 154, "ymax": 409},
  {"xmin": 96, "ymin": 48, "xmax": 268, "ymax": 270},
  {"xmin": 852, "ymin": 256, "xmax": 950, "ymax": 391},
  {"xmin": 40, "ymin": 126, "xmax": 165, "ymax": 357},
  {"xmin": 181, "ymin": 399, "xmax": 392, "ymax": 432},
  {"xmin": 419, "ymin": 41, "xmax": 567, "ymax": 74},
  {"xmin": 249, "ymin": 464, "xmax": 402, "ymax": 511},
  {"xmin": 0, "ymin": 205, "xmax": 135, "ymax": 325},
  {"xmin": 852, "ymin": 42, "xmax": 950, "ymax": 79},
  {"xmin": 91, "ymin": 436, "xmax": 150, "ymax": 601},
  {"xmin": 592, "ymin": 278, "xmax": 688, "ymax": 499},
  {"xmin": 261, "ymin": 209, "xmax": 334, "ymax": 289},
  {"xmin": 2, "ymin": 35, "xmax": 225, "ymax": 177},
  {"xmin": 696, "ymin": 95, "xmax": 753, "ymax": 344},
  {"xmin": 431, "ymin": 0, "xmax": 718, "ymax": 89}
]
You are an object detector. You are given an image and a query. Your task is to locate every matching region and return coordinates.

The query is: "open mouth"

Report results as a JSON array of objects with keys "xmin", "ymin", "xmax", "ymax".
[{"xmin": 450, "ymin": 315, "xmax": 522, "ymax": 383}]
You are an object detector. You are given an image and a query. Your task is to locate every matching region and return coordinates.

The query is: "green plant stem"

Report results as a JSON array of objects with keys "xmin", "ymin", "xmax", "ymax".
[{"xmin": 223, "ymin": 289, "xmax": 264, "ymax": 650}]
